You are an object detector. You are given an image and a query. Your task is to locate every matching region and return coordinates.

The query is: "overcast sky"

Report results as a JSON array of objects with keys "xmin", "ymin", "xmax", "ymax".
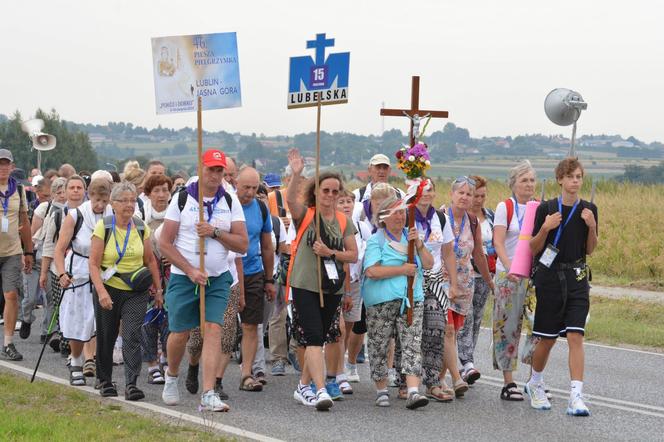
[{"xmin": 3, "ymin": 0, "xmax": 663, "ymax": 142}]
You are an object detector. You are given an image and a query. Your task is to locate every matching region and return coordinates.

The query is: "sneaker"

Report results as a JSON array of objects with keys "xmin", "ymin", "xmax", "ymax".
[
  {"xmin": 19, "ymin": 321, "xmax": 31, "ymax": 339},
  {"xmin": 388, "ymin": 368, "xmax": 399, "ymax": 387},
  {"xmin": 287, "ymin": 352, "xmax": 301, "ymax": 373},
  {"xmin": 346, "ymin": 364, "xmax": 360, "ymax": 383},
  {"xmin": 339, "ymin": 380, "xmax": 353, "ymax": 394},
  {"xmin": 541, "ymin": 381, "xmax": 553, "ymax": 400},
  {"xmin": 315, "ymin": 389, "xmax": 334, "ymax": 411},
  {"xmin": 567, "ymin": 394, "xmax": 590, "ymax": 416},
  {"xmin": 325, "ymin": 380, "xmax": 343, "ymax": 401},
  {"xmin": 356, "ymin": 345, "xmax": 366, "ymax": 364},
  {"xmin": 525, "ymin": 381, "xmax": 552, "ymax": 411},
  {"xmin": 215, "ymin": 379, "xmax": 229, "ymax": 400},
  {"xmin": 14, "ymin": 320, "xmax": 22, "ymax": 332},
  {"xmin": 462, "ymin": 368, "xmax": 481, "ymax": 385},
  {"xmin": 185, "ymin": 364, "xmax": 199, "ymax": 394},
  {"xmin": 406, "ymin": 392, "xmax": 429, "ymax": 410},
  {"xmin": 112, "ymin": 347, "xmax": 123, "ymax": 365},
  {"xmin": 0, "ymin": 344, "xmax": 23, "ymax": 361},
  {"xmin": 375, "ymin": 391, "xmax": 390, "ymax": 407},
  {"xmin": 271, "ymin": 360, "xmax": 286, "ymax": 376},
  {"xmin": 162, "ymin": 373, "xmax": 180, "ymax": 406},
  {"xmin": 200, "ymin": 390, "xmax": 230, "ymax": 412},
  {"xmin": 293, "ymin": 383, "xmax": 316, "ymax": 406}
]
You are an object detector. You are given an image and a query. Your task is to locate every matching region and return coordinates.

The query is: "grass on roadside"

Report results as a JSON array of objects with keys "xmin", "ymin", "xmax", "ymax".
[
  {"xmin": 0, "ymin": 372, "xmax": 225, "ymax": 442},
  {"xmin": 481, "ymin": 295, "xmax": 664, "ymax": 350}
]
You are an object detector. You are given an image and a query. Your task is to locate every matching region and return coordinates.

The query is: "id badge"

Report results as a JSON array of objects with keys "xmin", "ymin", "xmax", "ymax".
[
  {"xmin": 1, "ymin": 217, "xmax": 8, "ymax": 233},
  {"xmin": 101, "ymin": 265, "xmax": 118, "ymax": 282},
  {"xmin": 538, "ymin": 244, "xmax": 559, "ymax": 268},
  {"xmin": 323, "ymin": 259, "xmax": 339, "ymax": 280}
]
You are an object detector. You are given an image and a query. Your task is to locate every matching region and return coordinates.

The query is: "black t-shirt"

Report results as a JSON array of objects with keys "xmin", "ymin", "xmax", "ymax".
[{"xmin": 532, "ymin": 198, "xmax": 598, "ymax": 265}]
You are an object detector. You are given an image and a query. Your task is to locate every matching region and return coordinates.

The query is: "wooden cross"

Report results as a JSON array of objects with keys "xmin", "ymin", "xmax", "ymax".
[
  {"xmin": 380, "ymin": 76, "xmax": 449, "ymax": 147},
  {"xmin": 379, "ymin": 76, "xmax": 449, "ymax": 325}
]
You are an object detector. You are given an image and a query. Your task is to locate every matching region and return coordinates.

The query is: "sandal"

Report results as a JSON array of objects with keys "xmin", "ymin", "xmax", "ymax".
[
  {"xmin": 500, "ymin": 382, "xmax": 524, "ymax": 401},
  {"xmin": 125, "ymin": 384, "xmax": 145, "ymax": 401},
  {"xmin": 83, "ymin": 359, "xmax": 96, "ymax": 377},
  {"xmin": 99, "ymin": 381, "xmax": 118, "ymax": 397},
  {"xmin": 453, "ymin": 379, "xmax": 469, "ymax": 398},
  {"xmin": 148, "ymin": 367, "xmax": 165, "ymax": 384},
  {"xmin": 239, "ymin": 375, "xmax": 263, "ymax": 392},
  {"xmin": 426, "ymin": 386, "xmax": 454, "ymax": 402},
  {"xmin": 69, "ymin": 366, "xmax": 86, "ymax": 386}
]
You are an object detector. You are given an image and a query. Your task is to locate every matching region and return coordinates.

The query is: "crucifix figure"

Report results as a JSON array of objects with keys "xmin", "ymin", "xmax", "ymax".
[{"xmin": 380, "ymin": 76, "xmax": 449, "ymax": 325}]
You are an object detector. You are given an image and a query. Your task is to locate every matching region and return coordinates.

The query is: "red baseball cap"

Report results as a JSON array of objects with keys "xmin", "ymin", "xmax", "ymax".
[{"xmin": 203, "ymin": 149, "xmax": 227, "ymax": 168}]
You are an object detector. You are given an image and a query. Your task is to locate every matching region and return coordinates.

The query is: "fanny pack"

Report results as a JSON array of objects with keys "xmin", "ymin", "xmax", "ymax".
[{"xmin": 116, "ymin": 267, "xmax": 154, "ymax": 293}]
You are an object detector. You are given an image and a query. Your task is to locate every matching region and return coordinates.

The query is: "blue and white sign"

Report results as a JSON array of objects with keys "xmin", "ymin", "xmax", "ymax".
[
  {"xmin": 288, "ymin": 33, "xmax": 350, "ymax": 109},
  {"xmin": 151, "ymin": 32, "xmax": 242, "ymax": 114}
]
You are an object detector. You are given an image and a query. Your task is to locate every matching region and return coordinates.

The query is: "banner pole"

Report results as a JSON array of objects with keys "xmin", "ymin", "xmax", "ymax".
[
  {"xmin": 315, "ymin": 93, "xmax": 324, "ymax": 308},
  {"xmin": 197, "ymin": 96, "xmax": 206, "ymax": 337}
]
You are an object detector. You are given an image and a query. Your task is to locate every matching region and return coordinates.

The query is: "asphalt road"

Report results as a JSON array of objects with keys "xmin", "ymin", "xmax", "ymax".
[{"xmin": 2, "ymin": 309, "xmax": 663, "ymax": 442}]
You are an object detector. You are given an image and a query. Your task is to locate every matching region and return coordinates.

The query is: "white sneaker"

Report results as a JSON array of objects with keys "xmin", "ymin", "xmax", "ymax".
[
  {"xmin": 525, "ymin": 380, "xmax": 551, "ymax": 411},
  {"xmin": 162, "ymin": 373, "xmax": 180, "ymax": 406},
  {"xmin": 346, "ymin": 365, "xmax": 360, "ymax": 383},
  {"xmin": 315, "ymin": 389, "xmax": 334, "ymax": 411},
  {"xmin": 541, "ymin": 380, "xmax": 553, "ymax": 400},
  {"xmin": 200, "ymin": 390, "xmax": 230, "ymax": 412},
  {"xmin": 388, "ymin": 368, "xmax": 399, "ymax": 387},
  {"xmin": 293, "ymin": 383, "xmax": 316, "ymax": 406},
  {"xmin": 567, "ymin": 394, "xmax": 590, "ymax": 416}
]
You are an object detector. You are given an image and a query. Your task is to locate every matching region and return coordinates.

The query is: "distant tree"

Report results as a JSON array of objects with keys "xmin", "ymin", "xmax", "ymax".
[{"xmin": 172, "ymin": 143, "xmax": 189, "ymax": 156}]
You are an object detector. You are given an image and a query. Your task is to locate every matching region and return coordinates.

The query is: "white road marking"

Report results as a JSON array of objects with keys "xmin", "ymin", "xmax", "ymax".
[
  {"xmin": 479, "ymin": 375, "xmax": 664, "ymax": 419},
  {"xmin": 0, "ymin": 360, "xmax": 285, "ymax": 442}
]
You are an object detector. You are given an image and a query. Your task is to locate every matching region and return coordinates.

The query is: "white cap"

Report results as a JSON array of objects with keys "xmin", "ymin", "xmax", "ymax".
[
  {"xmin": 31, "ymin": 175, "xmax": 44, "ymax": 187},
  {"xmin": 368, "ymin": 154, "xmax": 391, "ymax": 167}
]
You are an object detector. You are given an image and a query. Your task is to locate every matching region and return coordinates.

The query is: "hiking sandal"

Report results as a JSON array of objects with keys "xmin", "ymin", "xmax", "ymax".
[
  {"xmin": 125, "ymin": 384, "xmax": 145, "ymax": 401},
  {"xmin": 239, "ymin": 375, "xmax": 263, "ymax": 392},
  {"xmin": 99, "ymin": 381, "xmax": 118, "ymax": 397},
  {"xmin": 69, "ymin": 366, "xmax": 86, "ymax": 386},
  {"xmin": 426, "ymin": 386, "xmax": 454, "ymax": 402},
  {"xmin": 83, "ymin": 359, "xmax": 96, "ymax": 377},
  {"xmin": 148, "ymin": 367, "xmax": 165, "ymax": 384},
  {"xmin": 500, "ymin": 382, "xmax": 524, "ymax": 401}
]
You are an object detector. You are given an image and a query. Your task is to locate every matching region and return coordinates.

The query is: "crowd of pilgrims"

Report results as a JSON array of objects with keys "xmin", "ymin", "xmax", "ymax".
[{"xmin": 0, "ymin": 146, "xmax": 597, "ymax": 415}]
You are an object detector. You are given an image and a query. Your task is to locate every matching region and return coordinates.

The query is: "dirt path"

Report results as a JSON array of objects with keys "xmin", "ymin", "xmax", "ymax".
[{"xmin": 592, "ymin": 284, "xmax": 664, "ymax": 304}]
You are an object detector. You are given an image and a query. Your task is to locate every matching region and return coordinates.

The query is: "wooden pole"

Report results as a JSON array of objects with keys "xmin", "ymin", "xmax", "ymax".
[
  {"xmin": 315, "ymin": 92, "xmax": 324, "ymax": 308},
  {"xmin": 197, "ymin": 96, "xmax": 206, "ymax": 337},
  {"xmin": 405, "ymin": 77, "xmax": 419, "ymax": 326}
]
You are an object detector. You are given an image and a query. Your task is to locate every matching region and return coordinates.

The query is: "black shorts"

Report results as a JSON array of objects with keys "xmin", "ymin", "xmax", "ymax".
[
  {"xmin": 532, "ymin": 266, "xmax": 590, "ymax": 339},
  {"xmin": 240, "ymin": 272, "xmax": 265, "ymax": 325},
  {"xmin": 290, "ymin": 287, "xmax": 342, "ymax": 347}
]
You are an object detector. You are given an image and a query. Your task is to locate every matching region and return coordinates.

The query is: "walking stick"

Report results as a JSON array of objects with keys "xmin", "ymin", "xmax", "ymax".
[{"xmin": 31, "ymin": 281, "xmax": 64, "ymax": 383}]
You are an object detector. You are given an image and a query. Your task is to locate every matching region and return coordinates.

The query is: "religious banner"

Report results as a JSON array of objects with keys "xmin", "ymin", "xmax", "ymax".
[
  {"xmin": 287, "ymin": 33, "xmax": 350, "ymax": 109},
  {"xmin": 151, "ymin": 32, "xmax": 242, "ymax": 114}
]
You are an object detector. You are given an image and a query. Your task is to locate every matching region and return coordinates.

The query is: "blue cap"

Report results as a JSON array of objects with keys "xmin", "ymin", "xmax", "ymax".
[{"xmin": 264, "ymin": 173, "xmax": 281, "ymax": 188}]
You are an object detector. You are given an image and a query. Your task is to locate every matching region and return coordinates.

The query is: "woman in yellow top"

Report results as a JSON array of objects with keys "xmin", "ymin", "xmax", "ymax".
[{"xmin": 89, "ymin": 182, "xmax": 162, "ymax": 400}]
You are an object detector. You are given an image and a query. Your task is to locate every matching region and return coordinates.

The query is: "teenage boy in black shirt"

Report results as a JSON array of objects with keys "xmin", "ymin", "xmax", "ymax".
[{"xmin": 526, "ymin": 157, "xmax": 598, "ymax": 416}]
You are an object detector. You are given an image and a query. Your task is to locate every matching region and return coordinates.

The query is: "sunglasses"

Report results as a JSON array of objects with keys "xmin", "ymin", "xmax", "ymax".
[
  {"xmin": 321, "ymin": 188, "xmax": 339, "ymax": 195},
  {"xmin": 454, "ymin": 176, "xmax": 476, "ymax": 186}
]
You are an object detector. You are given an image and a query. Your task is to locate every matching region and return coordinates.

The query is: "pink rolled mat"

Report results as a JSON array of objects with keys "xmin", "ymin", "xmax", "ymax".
[{"xmin": 509, "ymin": 200, "xmax": 540, "ymax": 278}]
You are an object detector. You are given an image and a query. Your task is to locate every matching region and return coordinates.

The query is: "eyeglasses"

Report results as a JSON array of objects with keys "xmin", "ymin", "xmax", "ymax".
[
  {"xmin": 321, "ymin": 188, "xmax": 339, "ymax": 195},
  {"xmin": 454, "ymin": 176, "xmax": 476, "ymax": 186},
  {"xmin": 113, "ymin": 199, "xmax": 137, "ymax": 205}
]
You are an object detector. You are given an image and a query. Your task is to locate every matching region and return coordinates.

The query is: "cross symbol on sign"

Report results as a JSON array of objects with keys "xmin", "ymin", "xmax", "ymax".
[{"xmin": 306, "ymin": 33, "xmax": 335, "ymax": 65}]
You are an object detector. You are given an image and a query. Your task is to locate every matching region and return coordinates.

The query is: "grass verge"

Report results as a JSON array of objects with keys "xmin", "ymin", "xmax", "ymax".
[
  {"xmin": 482, "ymin": 295, "xmax": 664, "ymax": 350},
  {"xmin": 0, "ymin": 372, "xmax": 224, "ymax": 441}
]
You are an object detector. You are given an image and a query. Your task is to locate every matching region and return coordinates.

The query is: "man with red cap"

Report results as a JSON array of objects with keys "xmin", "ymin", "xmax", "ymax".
[{"xmin": 159, "ymin": 149, "xmax": 248, "ymax": 412}]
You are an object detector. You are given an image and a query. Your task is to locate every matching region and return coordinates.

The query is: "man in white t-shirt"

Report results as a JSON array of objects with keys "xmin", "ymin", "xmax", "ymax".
[
  {"xmin": 159, "ymin": 149, "xmax": 248, "ymax": 412},
  {"xmin": 352, "ymin": 154, "xmax": 405, "ymax": 223}
]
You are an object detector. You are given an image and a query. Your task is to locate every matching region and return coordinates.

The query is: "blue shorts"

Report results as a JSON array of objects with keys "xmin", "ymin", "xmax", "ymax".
[{"xmin": 165, "ymin": 271, "xmax": 233, "ymax": 333}]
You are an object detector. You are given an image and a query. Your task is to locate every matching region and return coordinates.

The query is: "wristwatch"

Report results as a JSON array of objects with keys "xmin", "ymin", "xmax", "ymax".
[{"xmin": 213, "ymin": 227, "xmax": 221, "ymax": 239}]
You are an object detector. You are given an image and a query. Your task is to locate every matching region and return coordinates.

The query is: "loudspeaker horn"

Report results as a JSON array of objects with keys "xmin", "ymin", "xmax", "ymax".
[{"xmin": 20, "ymin": 118, "xmax": 56, "ymax": 151}]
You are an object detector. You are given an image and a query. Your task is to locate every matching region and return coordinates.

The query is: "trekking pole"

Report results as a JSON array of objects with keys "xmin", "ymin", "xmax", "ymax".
[{"xmin": 31, "ymin": 282, "xmax": 64, "ymax": 383}]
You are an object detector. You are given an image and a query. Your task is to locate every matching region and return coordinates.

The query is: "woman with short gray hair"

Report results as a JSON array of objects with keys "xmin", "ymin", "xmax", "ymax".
[
  {"xmin": 362, "ymin": 195, "xmax": 434, "ymax": 409},
  {"xmin": 492, "ymin": 160, "xmax": 541, "ymax": 401}
]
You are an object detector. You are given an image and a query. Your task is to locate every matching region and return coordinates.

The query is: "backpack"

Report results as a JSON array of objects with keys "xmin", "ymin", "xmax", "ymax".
[
  {"xmin": 285, "ymin": 207, "xmax": 348, "ymax": 300},
  {"xmin": 271, "ymin": 215, "xmax": 281, "ymax": 247},
  {"xmin": 274, "ymin": 190, "xmax": 287, "ymax": 217},
  {"xmin": 51, "ymin": 206, "xmax": 84, "ymax": 245},
  {"xmin": 102, "ymin": 215, "xmax": 146, "ymax": 248},
  {"xmin": 136, "ymin": 197, "xmax": 145, "ymax": 220}
]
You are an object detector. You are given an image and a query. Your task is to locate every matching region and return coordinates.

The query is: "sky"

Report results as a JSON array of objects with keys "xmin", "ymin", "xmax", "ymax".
[{"xmin": 2, "ymin": 0, "xmax": 663, "ymax": 142}]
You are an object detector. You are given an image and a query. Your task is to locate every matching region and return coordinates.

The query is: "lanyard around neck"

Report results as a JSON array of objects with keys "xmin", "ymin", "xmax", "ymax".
[
  {"xmin": 553, "ymin": 197, "xmax": 580, "ymax": 247},
  {"xmin": 112, "ymin": 215, "xmax": 132, "ymax": 265}
]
